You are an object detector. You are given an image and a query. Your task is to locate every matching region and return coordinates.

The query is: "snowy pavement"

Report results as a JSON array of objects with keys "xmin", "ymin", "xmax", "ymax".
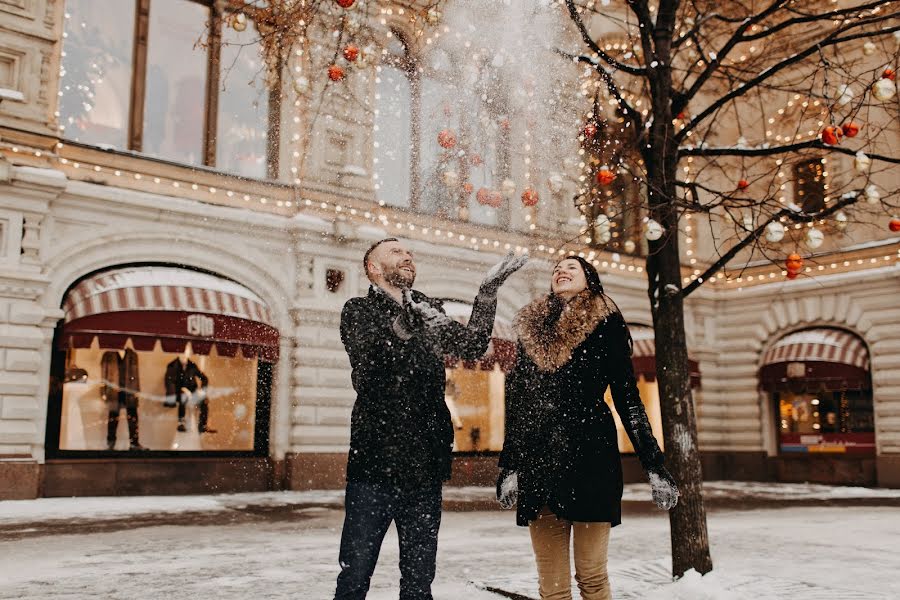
[{"xmin": 1, "ymin": 483, "xmax": 899, "ymax": 599}]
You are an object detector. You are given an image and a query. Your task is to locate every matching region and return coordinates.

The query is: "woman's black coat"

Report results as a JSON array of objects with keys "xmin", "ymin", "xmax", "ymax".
[{"xmin": 499, "ymin": 291, "xmax": 665, "ymax": 526}]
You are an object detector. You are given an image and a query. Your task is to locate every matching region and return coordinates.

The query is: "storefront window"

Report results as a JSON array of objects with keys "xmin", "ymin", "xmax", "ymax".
[
  {"xmin": 59, "ymin": 0, "xmax": 135, "ymax": 149},
  {"xmin": 445, "ymin": 366, "xmax": 506, "ymax": 452},
  {"xmin": 59, "ymin": 342, "xmax": 260, "ymax": 452},
  {"xmin": 777, "ymin": 390, "xmax": 875, "ymax": 454},
  {"xmin": 374, "ymin": 65, "xmax": 413, "ymax": 208},
  {"xmin": 605, "ymin": 375, "xmax": 665, "ymax": 453}
]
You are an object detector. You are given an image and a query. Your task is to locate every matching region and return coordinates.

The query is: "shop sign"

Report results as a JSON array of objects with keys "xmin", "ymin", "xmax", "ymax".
[
  {"xmin": 786, "ymin": 362, "xmax": 806, "ymax": 378},
  {"xmin": 187, "ymin": 314, "xmax": 215, "ymax": 337}
]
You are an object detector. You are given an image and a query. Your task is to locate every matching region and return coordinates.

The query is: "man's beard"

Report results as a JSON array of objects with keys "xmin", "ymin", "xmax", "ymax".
[{"xmin": 384, "ymin": 264, "xmax": 416, "ymax": 288}]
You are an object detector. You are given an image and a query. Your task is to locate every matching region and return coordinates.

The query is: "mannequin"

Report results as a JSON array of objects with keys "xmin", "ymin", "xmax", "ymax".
[
  {"xmin": 164, "ymin": 343, "xmax": 215, "ymax": 434},
  {"xmin": 100, "ymin": 343, "xmax": 143, "ymax": 450}
]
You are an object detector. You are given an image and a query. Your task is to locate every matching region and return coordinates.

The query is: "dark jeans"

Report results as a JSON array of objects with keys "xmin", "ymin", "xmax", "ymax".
[
  {"xmin": 334, "ymin": 480, "xmax": 442, "ymax": 600},
  {"xmin": 107, "ymin": 404, "xmax": 138, "ymax": 447},
  {"xmin": 177, "ymin": 396, "xmax": 209, "ymax": 431}
]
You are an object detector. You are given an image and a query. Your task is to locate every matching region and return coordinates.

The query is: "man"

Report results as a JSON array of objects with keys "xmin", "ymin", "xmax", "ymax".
[{"xmin": 334, "ymin": 238, "xmax": 527, "ymax": 600}]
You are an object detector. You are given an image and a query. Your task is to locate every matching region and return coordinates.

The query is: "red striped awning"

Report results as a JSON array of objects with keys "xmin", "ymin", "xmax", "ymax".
[
  {"xmin": 629, "ymin": 324, "xmax": 702, "ymax": 387},
  {"xmin": 60, "ymin": 267, "xmax": 279, "ymax": 361},
  {"xmin": 761, "ymin": 328, "xmax": 869, "ymax": 370}
]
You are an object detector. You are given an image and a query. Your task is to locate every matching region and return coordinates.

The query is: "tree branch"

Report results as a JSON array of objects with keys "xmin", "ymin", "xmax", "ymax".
[
  {"xmin": 564, "ymin": 0, "xmax": 647, "ymax": 76},
  {"xmin": 681, "ymin": 141, "xmax": 900, "ymax": 164},
  {"xmin": 562, "ymin": 52, "xmax": 644, "ymax": 133},
  {"xmin": 740, "ymin": 0, "xmax": 895, "ymax": 42}
]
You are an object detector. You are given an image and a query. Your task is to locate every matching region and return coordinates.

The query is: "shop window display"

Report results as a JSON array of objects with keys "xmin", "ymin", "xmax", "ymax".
[
  {"xmin": 605, "ymin": 376, "xmax": 665, "ymax": 454},
  {"xmin": 445, "ymin": 367, "xmax": 506, "ymax": 452},
  {"xmin": 59, "ymin": 341, "xmax": 259, "ymax": 452},
  {"xmin": 777, "ymin": 390, "xmax": 875, "ymax": 455}
]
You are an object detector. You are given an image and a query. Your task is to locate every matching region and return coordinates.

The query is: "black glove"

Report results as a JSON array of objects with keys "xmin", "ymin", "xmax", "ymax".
[
  {"xmin": 479, "ymin": 252, "xmax": 529, "ymax": 297},
  {"xmin": 648, "ymin": 465, "xmax": 679, "ymax": 510},
  {"xmin": 392, "ymin": 289, "xmax": 426, "ymax": 339},
  {"xmin": 496, "ymin": 468, "xmax": 518, "ymax": 510}
]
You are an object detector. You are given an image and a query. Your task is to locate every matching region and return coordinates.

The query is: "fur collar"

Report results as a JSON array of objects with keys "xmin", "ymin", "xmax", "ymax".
[{"xmin": 514, "ymin": 290, "xmax": 618, "ymax": 372}]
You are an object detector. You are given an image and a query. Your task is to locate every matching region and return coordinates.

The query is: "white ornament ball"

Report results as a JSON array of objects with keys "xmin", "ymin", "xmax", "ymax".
[
  {"xmin": 293, "ymin": 76, "xmax": 310, "ymax": 95},
  {"xmin": 501, "ymin": 179, "xmax": 516, "ymax": 199},
  {"xmin": 593, "ymin": 214, "xmax": 612, "ymax": 243},
  {"xmin": 837, "ymin": 84, "xmax": 854, "ymax": 106},
  {"xmin": 232, "ymin": 13, "xmax": 247, "ymax": 32},
  {"xmin": 645, "ymin": 219, "xmax": 664, "ymax": 241},
  {"xmin": 865, "ymin": 184, "xmax": 881, "ymax": 204},
  {"xmin": 624, "ymin": 240, "xmax": 636, "ymax": 254},
  {"xmin": 426, "ymin": 8, "xmax": 442, "ymax": 24},
  {"xmin": 765, "ymin": 221, "xmax": 785, "ymax": 243},
  {"xmin": 548, "ymin": 173, "xmax": 564, "ymax": 194},
  {"xmin": 863, "ymin": 41, "xmax": 877, "ymax": 55},
  {"xmin": 806, "ymin": 227, "xmax": 824, "ymax": 249},
  {"xmin": 873, "ymin": 78, "xmax": 897, "ymax": 102},
  {"xmin": 743, "ymin": 215, "xmax": 754, "ymax": 231},
  {"xmin": 442, "ymin": 170, "xmax": 459, "ymax": 188},
  {"xmin": 835, "ymin": 211, "xmax": 848, "ymax": 230},
  {"xmin": 854, "ymin": 151, "xmax": 871, "ymax": 173}
]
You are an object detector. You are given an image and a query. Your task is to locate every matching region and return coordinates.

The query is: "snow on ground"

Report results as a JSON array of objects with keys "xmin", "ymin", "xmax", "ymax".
[{"xmin": 1, "ymin": 488, "xmax": 899, "ymax": 599}]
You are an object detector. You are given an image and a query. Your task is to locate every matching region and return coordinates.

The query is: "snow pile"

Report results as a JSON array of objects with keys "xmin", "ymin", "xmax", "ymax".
[{"xmin": 644, "ymin": 569, "xmax": 756, "ymax": 600}]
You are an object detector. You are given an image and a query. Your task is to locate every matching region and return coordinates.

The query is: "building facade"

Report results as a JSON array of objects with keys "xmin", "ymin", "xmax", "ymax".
[{"xmin": 0, "ymin": 0, "xmax": 897, "ymax": 499}]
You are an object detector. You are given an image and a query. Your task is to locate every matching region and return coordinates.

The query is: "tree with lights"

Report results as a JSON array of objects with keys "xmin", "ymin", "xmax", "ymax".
[{"xmin": 564, "ymin": 0, "xmax": 899, "ymax": 577}]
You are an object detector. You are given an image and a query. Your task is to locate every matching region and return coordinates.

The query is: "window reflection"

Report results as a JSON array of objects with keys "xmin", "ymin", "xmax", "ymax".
[{"xmin": 374, "ymin": 65, "xmax": 412, "ymax": 207}]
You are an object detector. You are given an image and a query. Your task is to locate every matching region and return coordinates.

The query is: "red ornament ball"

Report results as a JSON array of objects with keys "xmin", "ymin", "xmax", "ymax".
[
  {"xmin": 342, "ymin": 45, "xmax": 359, "ymax": 62},
  {"xmin": 462, "ymin": 182, "xmax": 473, "ymax": 194},
  {"xmin": 583, "ymin": 123, "xmax": 597, "ymax": 139},
  {"xmin": 841, "ymin": 121, "xmax": 860, "ymax": 138},
  {"xmin": 889, "ymin": 217, "xmax": 900, "ymax": 232},
  {"xmin": 476, "ymin": 188, "xmax": 502, "ymax": 208},
  {"xmin": 328, "ymin": 65, "xmax": 345, "ymax": 82},
  {"xmin": 883, "ymin": 68, "xmax": 896, "ymax": 81},
  {"xmin": 676, "ymin": 111, "xmax": 687, "ymax": 120},
  {"xmin": 821, "ymin": 125, "xmax": 843, "ymax": 146},
  {"xmin": 786, "ymin": 271, "xmax": 799, "ymax": 280},
  {"xmin": 437, "ymin": 129, "xmax": 457, "ymax": 149},
  {"xmin": 335, "ymin": 0, "xmax": 355, "ymax": 8},
  {"xmin": 738, "ymin": 179, "xmax": 750, "ymax": 190},
  {"xmin": 470, "ymin": 153, "xmax": 483, "ymax": 167},
  {"xmin": 596, "ymin": 168, "xmax": 616, "ymax": 186},
  {"xmin": 785, "ymin": 253, "xmax": 804, "ymax": 273},
  {"xmin": 521, "ymin": 187, "xmax": 539, "ymax": 207}
]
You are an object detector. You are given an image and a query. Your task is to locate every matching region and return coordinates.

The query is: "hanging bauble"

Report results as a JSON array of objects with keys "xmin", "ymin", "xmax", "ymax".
[
  {"xmin": 889, "ymin": 217, "xmax": 900, "ymax": 232},
  {"xmin": 441, "ymin": 170, "xmax": 459, "ymax": 188},
  {"xmin": 841, "ymin": 121, "xmax": 860, "ymax": 138},
  {"xmin": 854, "ymin": 151, "xmax": 871, "ymax": 173},
  {"xmin": 884, "ymin": 68, "xmax": 896, "ymax": 81},
  {"xmin": 475, "ymin": 187, "xmax": 489, "ymax": 206},
  {"xmin": 470, "ymin": 153, "xmax": 483, "ymax": 167},
  {"xmin": 596, "ymin": 166, "xmax": 616, "ymax": 186},
  {"xmin": 837, "ymin": 84, "xmax": 854, "ymax": 106},
  {"xmin": 865, "ymin": 184, "xmax": 881, "ymax": 204},
  {"xmin": 820, "ymin": 125, "xmax": 843, "ymax": 145},
  {"xmin": 743, "ymin": 215, "xmax": 754, "ymax": 232},
  {"xmin": 806, "ymin": 228, "xmax": 824, "ymax": 249},
  {"xmin": 765, "ymin": 221, "xmax": 785, "ymax": 243},
  {"xmin": 835, "ymin": 211, "xmax": 848, "ymax": 230},
  {"xmin": 231, "ymin": 13, "xmax": 248, "ymax": 32},
  {"xmin": 477, "ymin": 187, "xmax": 502, "ymax": 208},
  {"xmin": 521, "ymin": 187, "xmax": 539, "ymax": 207},
  {"xmin": 462, "ymin": 182, "xmax": 474, "ymax": 194},
  {"xmin": 645, "ymin": 219, "xmax": 664, "ymax": 241},
  {"xmin": 676, "ymin": 111, "xmax": 687, "ymax": 120},
  {"xmin": 501, "ymin": 178, "xmax": 516, "ymax": 199},
  {"xmin": 786, "ymin": 253, "xmax": 803, "ymax": 273},
  {"xmin": 786, "ymin": 271, "xmax": 799, "ymax": 280},
  {"xmin": 738, "ymin": 179, "xmax": 750, "ymax": 190},
  {"xmin": 426, "ymin": 8, "xmax": 442, "ymax": 24},
  {"xmin": 336, "ymin": 0, "xmax": 355, "ymax": 8},
  {"xmin": 437, "ymin": 129, "xmax": 457, "ymax": 149},
  {"xmin": 343, "ymin": 45, "xmax": 359, "ymax": 62},
  {"xmin": 583, "ymin": 123, "xmax": 597, "ymax": 139},
  {"xmin": 863, "ymin": 41, "xmax": 877, "ymax": 55},
  {"xmin": 873, "ymin": 78, "xmax": 897, "ymax": 101},
  {"xmin": 548, "ymin": 173, "xmax": 564, "ymax": 193},
  {"xmin": 624, "ymin": 239, "xmax": 636, "ymax": 254},
  {"xmin": 328, "ymin": 65, "xmax": 345, "ymax": 82},
  {"xmin": 293, "ymin": 76, "xmax": 310, "ymax": 95}
]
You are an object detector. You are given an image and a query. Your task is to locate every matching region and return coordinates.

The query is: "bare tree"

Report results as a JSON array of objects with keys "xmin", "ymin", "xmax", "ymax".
[{"xmin": 564, "ymin": 0, "xmax": 899, "ymax": 577}]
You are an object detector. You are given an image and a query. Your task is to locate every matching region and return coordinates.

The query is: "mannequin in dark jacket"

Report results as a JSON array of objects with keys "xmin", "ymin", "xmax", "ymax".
[
  {"xmin": 101, "ymin": 348, "xmax": 142, "ymax": 450},
  {"xmin": 497, "ymin": 257, "xmax": 678, "ymax": 600},
  {"xmin": 164, "ymin": 347, "xmax": 213, "ymax": 433},
  {"xmin": 334, "ymin": 238, "xmax": 527, "ymax": 600}
]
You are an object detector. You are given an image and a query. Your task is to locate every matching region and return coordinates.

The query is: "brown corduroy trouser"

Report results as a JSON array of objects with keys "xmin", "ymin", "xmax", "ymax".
[{"xmin": 528, "ymin": 508, "xmax": 612, "ymax": 600}]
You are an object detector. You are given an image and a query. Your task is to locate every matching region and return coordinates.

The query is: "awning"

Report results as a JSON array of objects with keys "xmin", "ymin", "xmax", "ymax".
[
  {"xmin": 59, "ymin": 267, "xmax": 279, "ymax": 361},
  {"xmin": 441, "ymin": 300, "xmax": 517, "ymax": 372},
  {"xmin": 759, "ymin": 328, "xmax": 869, "ymax": 392},
  {"xmin": 630, "ymin": 324, "xmax": 702, "ymax": 388}
]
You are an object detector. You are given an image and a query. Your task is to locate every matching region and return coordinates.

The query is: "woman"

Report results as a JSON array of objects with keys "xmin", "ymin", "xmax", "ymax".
[{"xmin": 497, "ymin": 256, "xmax": 679, "ymax": 600}]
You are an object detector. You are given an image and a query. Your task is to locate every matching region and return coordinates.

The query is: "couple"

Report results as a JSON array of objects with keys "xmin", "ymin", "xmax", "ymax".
[{"xmin": 335, "ymin": 238, "xmax": 679, "ymax": 600}]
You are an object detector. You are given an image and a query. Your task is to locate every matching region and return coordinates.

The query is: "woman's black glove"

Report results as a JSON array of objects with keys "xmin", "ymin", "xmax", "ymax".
[
  {"xmin": 479, "ymin": 252, "xmax": 529, "ymax": 298},
  {"xmin": 648, "ymin": 465, "xmax": 680, "ymax": 510},
  {"xmin": 496, "ymin": 468, "xmax": 518, "ymax": 510}
]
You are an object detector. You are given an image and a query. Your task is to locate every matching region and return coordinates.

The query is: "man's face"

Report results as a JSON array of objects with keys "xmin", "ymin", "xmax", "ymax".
[{"xmin": 369, "ymin": 240, "xmax": 416, "ymax": 288}]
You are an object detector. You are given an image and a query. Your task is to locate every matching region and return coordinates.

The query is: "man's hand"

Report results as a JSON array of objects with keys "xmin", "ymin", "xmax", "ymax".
[
  {"xmin": 404, "ymin": 289, "xmax": 452, "ymax": 331},
  {"xmin": 480, "ymin": 252, "xmax": 529, "ymax": 297},
  {"xmin": 496, "ymin": 468, "xmax": 518, "ymax": 509}
]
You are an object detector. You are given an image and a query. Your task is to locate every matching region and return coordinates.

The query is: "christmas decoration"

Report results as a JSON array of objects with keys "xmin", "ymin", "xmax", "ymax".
[
  {"xmin": 835, "ymin": 211, "xmax": 848, "ymax": 230},
  {"xmin": 863, "ymin": 41, "xmax": 877, "ymax": 55},
  {"xmin": 786, "ymin": 253, "xmax": 804, "ymax": 273},
  {"xmin": 521, "ymin": 187, "xmax": 539, "ymax": 207},
  {"xmin": 865, "ymin": 184, "xmax": 881, "ymax": 204},
  {"xmin": 645, "ymin": 219, "xmax": 664, "ymax": 241},
  {"xmin": 476, "ymin": 187, "xmax": 502, "ymax": 208},
  {"xmin": 426, "ymin": 8, "xmax": 442, "ymax": 24},
  {"xmin": 806, "ymin": 228, "xmax": 824, "ymax": 249},
  {"xmin": 883, "ymin": 68, "xmax": 896, "ymax": 81},
  {"xmin": 342, "ymin": 44, "xmax": 359, "ymax": 62},
  {"xmin": 765, "ymin": 221, "xmax": 785, "ymax": 243},
  {"xmin": 441, "ymin": 170, "xmax": 459, "ymax": 188},
  {"xmin": 231, "ymin": 13, "xmax": 248, "ymax": 32},
  {"xmin": 596, "ymin": 166, "xmax": 616, "ymax": 186},
  {"xmin": 820, "ymin": 125, "xmax": 843, "ymax": 145},
  {"xmin": 328, "ymin": 65, "xmax": 345, "ymax": 82},
  {"xmin": 438, "ymin": 129, "xmax": 457, "ymax": 149},
  {"xmin": 335, "ymin": 0, "xmax": 355, "ymax": 8},
  {"xmin": 841, "ymin": 122, "xmax": 860, "ymax": 138},
  {"xmin": 737, "ymin": 179, "xmax": 750, "ymax": 190},
  {"xmin": 624, "ymin": 240, "xmax": 636, "ymax": 254},
  {"xmin": 873, "ymin": 78, "xmax": 897, "ymax": 101},
  {"xmin": 837, "ymin": 84, "xmax": 854, "ymax": 106},
  {"xmin": 501, "ymin": 179, "xmax": 516, "ymax": 199},
  {"xmin": 854, "ymin": 151, "xmax": 871, "ymax": 173},
  {"xmin": 293, "ymin": 76, "xmax": 310, "ymax": 95},
  {"xmin": 786, "ymin": 271, "xmax": 800, "ymax": 280},
  {"xmin": 583, "ymin": 123, "xmax": 597, "ymax": 139},
  {"xmin": 462, "ymin": 182, "xmax": 474, "ymax": 194},
  {"xmin": 889, "ymin": 218, "xmax": 900, "ymax": 233}
]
